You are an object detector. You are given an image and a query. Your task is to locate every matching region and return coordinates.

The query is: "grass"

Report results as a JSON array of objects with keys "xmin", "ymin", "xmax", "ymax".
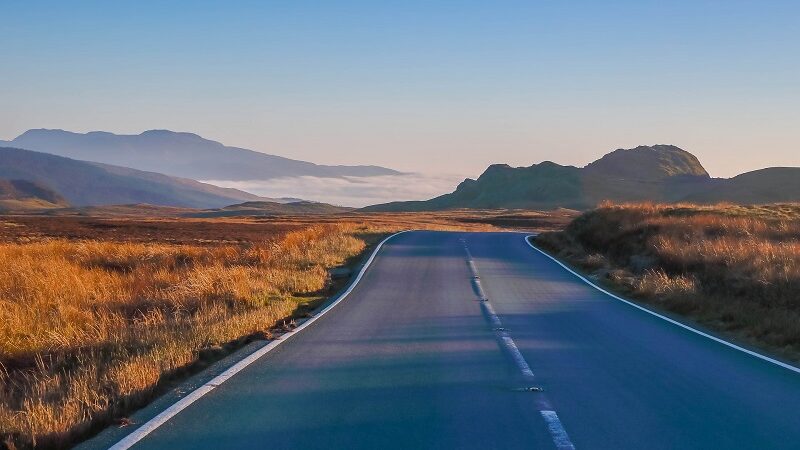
[
  {"xmin": 535, "ymin": 202, "xmax": 800, "ymax": 362},
  {"xmin": 0, "ymin": 221, "xmax": 390, "ymax": 449}
]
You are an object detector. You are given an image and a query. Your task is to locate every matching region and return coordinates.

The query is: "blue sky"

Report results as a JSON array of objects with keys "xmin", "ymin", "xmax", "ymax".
[{"xmin": 1, "ymin": 1, "xmax": 798, "ymax": 177}]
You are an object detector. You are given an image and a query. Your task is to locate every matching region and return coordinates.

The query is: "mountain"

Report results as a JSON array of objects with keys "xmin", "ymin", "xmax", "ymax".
[
  {"xmin": 0, "ymin": 179, "xmax": 69, "ymax": 211},
  {"xmin": 188, "ymin": 201, "xmax": 352, "ymax": 218},
  {"xmin": 584, "ymin": 145, "xmax": 708, "ymax": 179},
  {"xmin": 364, "ymin": 145, "xmax": 800, "ymax": 211},
  {"xmin": 0, "ymin": 146, "xmax": 275, "ymax": 208},
  {"xmin": 367, "ymin": 162, "xmax": 587, "ymax": 211},
  {"xmin": 7, "ymin": 129, "xmax": 399, "ymax": 181},
  {"xmin": 682, "ymin": 167, "xmax": 800, "ymax": 204}
]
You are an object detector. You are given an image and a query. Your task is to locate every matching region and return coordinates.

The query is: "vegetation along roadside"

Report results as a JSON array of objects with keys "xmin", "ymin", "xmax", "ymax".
[{"xmin": 0, "ymin": 219, "xmax": 395, "ymax": 449}]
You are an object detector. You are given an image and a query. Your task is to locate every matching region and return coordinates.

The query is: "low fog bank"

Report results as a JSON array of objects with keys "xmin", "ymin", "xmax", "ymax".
[{"xmin": 204, "ymin": 173, "xmax": 465, "ymax": 207}]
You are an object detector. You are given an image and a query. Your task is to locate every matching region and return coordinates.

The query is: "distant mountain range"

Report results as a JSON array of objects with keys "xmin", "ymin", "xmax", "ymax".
[
  {"xmin": 364, "ymin": 145, "xmax": 800, "ymax": 211},
  {"xmin": 1, "ymin": 129, "xmax": 399, "ymax": 181},
  {"xmin": 3, "ymin": 135, "xmax": 797, "ymax": 214},
  {"xmin": 0, "ymin": 146, "xmax": 278, "ymax": 208}
]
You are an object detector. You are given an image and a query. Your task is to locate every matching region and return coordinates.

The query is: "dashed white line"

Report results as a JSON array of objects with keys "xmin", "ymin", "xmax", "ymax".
[
  {"xmin": 540, "ymin": 410, "xmax": 576, "ymax": 450},
  {"xmin": 480, "ymin": 301, "xmax": 503, "ymax": 329},
  {"xmin": 464, "ymin": 243, "xmax": 532, "ymax": 377},
  {"xmin": 463, "ymin": 238, "xmax": 575, "ymax": 450},
  {"xmin": 472, "ymin": 278, "xmax": 488, "ymax": 301},
  {"xmin": 500, "ymin": 334, "xmax": 535, "ymax": 378}
]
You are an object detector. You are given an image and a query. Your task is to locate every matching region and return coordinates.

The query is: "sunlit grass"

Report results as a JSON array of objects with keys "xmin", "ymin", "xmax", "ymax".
[{"xmin": 0, "ymin": 223, "xmax": 372, "ymax": 449}]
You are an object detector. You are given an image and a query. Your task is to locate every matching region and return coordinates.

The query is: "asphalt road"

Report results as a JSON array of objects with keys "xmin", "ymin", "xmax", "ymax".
[{"xmin": 104, "ymin": 231, "xmax": 800, "ymax": 449}]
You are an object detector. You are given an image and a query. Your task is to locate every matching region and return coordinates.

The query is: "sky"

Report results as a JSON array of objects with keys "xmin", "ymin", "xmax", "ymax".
[{"xmin": 1, "ymin": 0, "xmax": 799, "ymax": 181}]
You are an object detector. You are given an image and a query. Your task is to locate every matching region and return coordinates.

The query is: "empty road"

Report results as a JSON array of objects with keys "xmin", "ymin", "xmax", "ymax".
[{"xmin": 99, "ymin": 231, "xmax": 800, "ymax": 449}]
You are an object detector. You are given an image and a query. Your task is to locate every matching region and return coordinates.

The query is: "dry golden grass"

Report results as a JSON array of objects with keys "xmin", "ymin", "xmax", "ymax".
[
  {"xmin": 536, "ymin": 202, "xmax": 800, "ymax": 362},
  {"xmin": 0, "ymin": 223, "xmax": 380, "ymax": 449}
]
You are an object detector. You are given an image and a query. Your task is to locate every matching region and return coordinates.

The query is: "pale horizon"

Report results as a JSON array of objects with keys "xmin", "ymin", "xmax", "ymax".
[{"xmin": 1, "ymin": 126, "xmax": 792, "ymax": 180}]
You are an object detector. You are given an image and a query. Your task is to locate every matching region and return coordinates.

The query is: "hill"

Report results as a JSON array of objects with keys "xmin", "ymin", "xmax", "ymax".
[
  {"xmin": 0, "ymin": 179, "xmax": 69, "ymax": 211},
  {"xmin": 7, "ymin": 129, "xmax": 400, "ymax": 181},
  {"xmin": 0, "ymin": 146, "xmax": 273, "ymax": 208},
  {"xmin": 584, "ymin": 144, "xmax": 708, "ymax": 179},
  {"xmin": 682, "ymin": 167, "xmax": 800, "ymax": 204},
  {"xmin": 368, "ymin": 162, "xmax": 586, "ymax": 211},
  {"xmin": 365, "ymin": 145, "xmax": 800, "ymax": 211}
]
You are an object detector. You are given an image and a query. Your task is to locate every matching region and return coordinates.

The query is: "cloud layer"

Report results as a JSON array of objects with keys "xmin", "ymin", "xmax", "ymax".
[{"xmin": 204, "ymin": 173, "xmax": 465, "ymax": 207}]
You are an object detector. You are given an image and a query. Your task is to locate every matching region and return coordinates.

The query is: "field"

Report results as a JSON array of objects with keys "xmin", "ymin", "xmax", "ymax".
[
  {"xmin": 536, "ymin": 203, "xmax": 800, "ymax": 362},
  {"xmin": 0, "ymin": 209, "xmax": 572, "ymax": 449}
]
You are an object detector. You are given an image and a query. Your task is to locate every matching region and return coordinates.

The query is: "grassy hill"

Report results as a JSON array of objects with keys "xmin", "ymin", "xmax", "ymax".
[
  {"xmin": 584, "ymin": 144, "xmax": 708, "ymax": 179},
  {"xmin": 0, "ymin": 146, "xmax": 268, "ymax": 208},
  {"xmin": 0, "ymin": 179, "xmax": 69, "ymax": 211},
  {"xmin": 382, "ymin": 162, "xmax": 587, "ymax": 210},
  {"xmin": 682, "ymin": 167, "xmax": 800, "ymax": 204}
]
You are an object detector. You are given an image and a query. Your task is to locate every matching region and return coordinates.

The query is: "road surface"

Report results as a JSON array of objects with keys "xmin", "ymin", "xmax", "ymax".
[{"xmin": 99, "ymin": 231, "xmax": 800, "ymax": 449}]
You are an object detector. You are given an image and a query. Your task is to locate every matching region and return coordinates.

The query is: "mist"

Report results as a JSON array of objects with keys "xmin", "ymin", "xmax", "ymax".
[{"xmin": 204, "ymin": 173, "xmax": 466, "ymax": 207}]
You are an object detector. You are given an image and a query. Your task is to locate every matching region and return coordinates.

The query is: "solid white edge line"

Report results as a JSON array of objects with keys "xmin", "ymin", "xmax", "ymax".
[
  {"xmin": 108, "ymin": 230, "xmax": 410, "ymax": 450},
  {"xmin": 524, "ymin": 235, "xmax": 800, "ymax": 375},
  {"xmin": 540, "ymin": 410, "xmax": 576, "ymax": 450}
]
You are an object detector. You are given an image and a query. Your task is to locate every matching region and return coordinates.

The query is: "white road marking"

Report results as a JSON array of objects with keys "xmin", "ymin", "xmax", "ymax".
[
  {"xmin": 463, "ymin": 240, "xmax": 577, "ymax": 449},
  {"xmin": 472, "ymin": 278, "xmax": 488, "ymax": 301},
  {"xmin": 463, "ymin": 243, "xmax": 533, "ymax": 378},
  {"xmin": 481, "ymin": 301, "xmax": 503, "ymax": 328},
  {"xmin": 540, "ymin": 410, "xmax": 576, "ymax": 450},
  {"xmin": 466, "ymin": 251, "xmax": 489, "ymax": 301},
  {"xmin": 524, "ymin": 235, "xmax": 800, "ymax": 375},
  {"xmin": 108, "ymin": 231, "xmax": 409, "ymax": 450},
  {"xmin": 500, "ymin": 335, "xmax": 535, "ymax": 377}
]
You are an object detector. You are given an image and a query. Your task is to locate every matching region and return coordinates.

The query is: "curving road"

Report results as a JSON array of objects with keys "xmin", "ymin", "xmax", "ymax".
[{"xmin": 93, "ymin": 231, "xmax": 800, "ymax": 449}]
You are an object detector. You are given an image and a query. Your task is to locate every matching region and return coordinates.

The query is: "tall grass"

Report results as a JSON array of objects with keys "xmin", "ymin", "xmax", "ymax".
[
  {"xmin": 0, "ymin": 223, "xmax": 368, "ymax": 449},
  {"xmin": 536, "ymin": 203, "xmax": 800, "ymax": 360}
]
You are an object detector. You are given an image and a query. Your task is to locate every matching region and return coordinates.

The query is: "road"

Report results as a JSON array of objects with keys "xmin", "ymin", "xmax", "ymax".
[{"xmin": 101, "ymin": 231, "xmax": 800, "ymax": 449}]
